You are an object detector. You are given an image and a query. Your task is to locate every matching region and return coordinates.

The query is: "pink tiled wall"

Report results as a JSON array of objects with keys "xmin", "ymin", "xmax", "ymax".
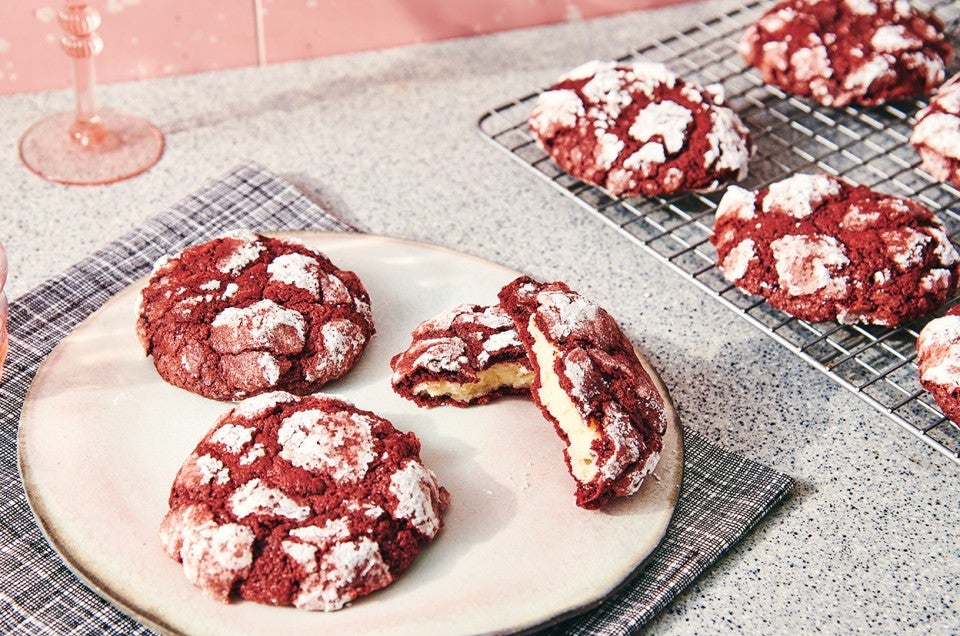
[{"xmin": 0, "ymin": 0, "xmax": 683, "ymax": 96}]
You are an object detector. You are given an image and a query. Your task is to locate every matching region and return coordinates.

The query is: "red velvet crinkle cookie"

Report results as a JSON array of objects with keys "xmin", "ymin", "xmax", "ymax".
[
  {"xmin": 739, "ymin": 0, "xmax": 951, "ymax": 107},
  {"xmin": 136, "ymin": 231, "xmax": 375, "ymax": 401},
  {"xmin": 498, "ymin": 276, "xmax": 667, "ymax": 510},
  {"xmin": 390, "ymin": 303, "xmax": 534, "ymax": 407},
  {"xmin": 711, "ymin": 174, "xmax": 960, "ymax": 326},
  {"xmin": 916, "ymin": 305, "xmax": 960, "ymax": 425},
  {"xmin": 159, "ymin": 391, "xmax": 449, "ymax": 611},
  {"xmin": 911, "ymin": 72, "xmax": 960, "ymax": 188},
  {"xmin": 528, "ymin": 59, "xmax": 751, "ymax": 197}
]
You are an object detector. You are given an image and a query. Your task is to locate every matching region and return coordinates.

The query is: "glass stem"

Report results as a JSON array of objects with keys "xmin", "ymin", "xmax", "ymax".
[{"xmin": 60, "ymin": 2, "xmax": 108, "ymax": 147}]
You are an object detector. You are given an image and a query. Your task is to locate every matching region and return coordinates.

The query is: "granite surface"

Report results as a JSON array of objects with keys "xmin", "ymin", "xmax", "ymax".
[{"xmin": 0, "ymin": 0, "xmax": 957, "ymax": 633}]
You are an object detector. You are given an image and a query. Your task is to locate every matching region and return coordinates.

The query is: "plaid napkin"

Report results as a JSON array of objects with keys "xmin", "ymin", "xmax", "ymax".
[{"xmin": 0, "ymin": 162, "xmax": 794, "ymax": 635}]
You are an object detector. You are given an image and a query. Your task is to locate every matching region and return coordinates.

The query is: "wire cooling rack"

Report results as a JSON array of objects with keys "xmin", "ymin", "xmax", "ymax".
[{"xmin": 478, "ymin": 0, "xmax": 960, "ymax": 465}]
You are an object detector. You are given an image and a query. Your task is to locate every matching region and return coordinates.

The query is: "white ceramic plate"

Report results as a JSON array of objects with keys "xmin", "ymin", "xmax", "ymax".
[{"xmin": 19, "ymin": 233, "xmax": 682, "ymax": 636}]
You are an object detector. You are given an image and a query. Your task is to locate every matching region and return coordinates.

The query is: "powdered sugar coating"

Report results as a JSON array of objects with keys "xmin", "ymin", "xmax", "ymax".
[
  {"xmin": 211, "ymin": 299, "xmax": 307, "ymax": 354},
  {"xmin": 711, "ymin": 173, "xmax": 960, "ymax": 326},
  {"xmin": 217, "ymin": 231, "xmax": 265, "ymax": 276},
  {"xmin": 159, "ymin": 505, "xmax": 255, "ymax": 602},
  {"xmin": 277, "ymin": 409, "xmax": 376, "ymax": 482},
  {"xmin": 706, "ymin": 107, "xmax": 751, "ymax": 172},
  {"xmin": 528, "ymin": 89, "xmax": 583, "ymax": 137},
  {"xmin": 287, "ymin": 533, "xmax": 391, "ymax": 611},
  {"xmin": 917, "ymin": 308, "xmax": 960, "ymax": 425},
  {"xmin": 230, "ymin": 478, "xmax": 311, "ymax": 521},
  {"xmin": 389, "ymin": 460, "xmax": 447, "ymax": 537},
  {"xmin": 160, "ymin": 392, "xmax": 449, "ymax": 611},
  {"xmin": 233, "ymin": 390, "xmax": 298, "ymax": 418},
  {"xmin": 763, "ymin": 173, "xmax": 841, "ymax": 218},
  {"xmin": 408, "ymin": 338, "xmax": 469, "ymax": 375},
  {"xmin": 911, "ymin": 73, "xmax": 960, "ymax": 189},
  {"xmin": 715, "ymin": 185, "xmax": 757, "ymax": 222},
  {"xmin": 739, "ymin": 0, "xmax": 951, "ymax": 107},
  {"xmin": 770, "ymin": 234, "xmax": 849, "ymax": 297},
  {"xmin": 845, "ymin": 0, "xmax": 877, "ymax": 16},
  {"xmin": 918, "ymin": 312, "xmax": 960, "ymax": 389},
  {"xmin": 391, "ymin": 304, "xmax": 533, "ymax": 407},
  {"xmin": 883, "ymin": 227, "xmax": 931, "ymax": 269},
  {"xmin": 535, "ymin": 288, "xmax": 605, "ymax": 343},
  {"xmin": 871, "ymin": 24, "xmax": 920, "ymax": 53},
  {"xmin": 136, "ymin": 232, "xmax": 375, "ymax": 401},
  {"xmin": 528, "ymin": 59, "xmax": 751, "ymax": 197},
  {"xmin": 306, "ymin": 319, "xmax": 369, "ymax": 383},
  {"xmin": 499, "ymin": 276, "xmax": 667, "ymax": 510},
  {"xmin": 210, "ymin": 424, "xmax": 255, "ymax": 454},
  {"xmin": 267, "ymin": 253, "xmax": 321, "ymax": 297},
  {"xmin": 629, "ymin": 101, "xmax": 692, "ymax": 153},
  {"xmin": 721, "ymin": 238, "xmax": 757, "ymax": 282},
  {"xmin": 195, "ymin": 455, "xmax": 230, "ymax": 486}
]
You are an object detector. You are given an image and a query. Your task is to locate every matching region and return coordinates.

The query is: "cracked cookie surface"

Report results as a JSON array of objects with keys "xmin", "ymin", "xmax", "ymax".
[
  {"xmin": 739, "ymin": 0, "xmax": 951, "ymax": 106},
  {"xmin": 528, "ymin": 59, "xmax": 751, "ymax": 197},
  {"xmin": 159, "ymin": 391, "xmax": 449, "ymax": 611},
  {"xmin": 136, "ymin": 231, "xmax": 374, "ymax": 401},
  {"xmin": 711, "ymin": 174, "xmax": 960, "ymax": 326}
]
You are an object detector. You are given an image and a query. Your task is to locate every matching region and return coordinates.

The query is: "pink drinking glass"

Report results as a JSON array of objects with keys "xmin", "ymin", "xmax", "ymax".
[{"xmin": 18, "ymin": 2, "xmax": 164, "ymax": 186}]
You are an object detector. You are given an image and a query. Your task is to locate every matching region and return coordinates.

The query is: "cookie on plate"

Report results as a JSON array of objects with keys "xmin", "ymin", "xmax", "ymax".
[
  {"xmin": 711, "ymin": 173, "xmax": 960, "ymax": 326},
  {"xmin": 528, "ymin": 59, "xmax": 751, "ymax": 197},
  {"xmin": 917, "ymin": 305, "xmax": 960, "ymax": 425},
  {"xmin": 159, "ymin": 391, "xmax": 449, "ymax": 611},
  {"xmin": 136, "ymin": 231, "xmax": 375, "ymax": 401},
  {"xmin": 498, "ymin": 276, "xmax": 667, "ymax": 510},
  {"xmin": 390, "ymin": 303, "xmax": 534, "ymax": 407},
  {"xmin": 738, "ymin": 0, "xmax": 951, "ymax": 107},
  {"xmin": 911, "ymin": 72, "xmax": 960, "ymax": 188}
]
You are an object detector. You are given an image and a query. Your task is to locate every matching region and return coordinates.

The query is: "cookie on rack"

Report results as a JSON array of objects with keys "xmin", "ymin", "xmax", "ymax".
[
  {"xmin": 916, "ymin": 305, "xmax": 960, "ymax": 425},
  {"xmin": 390, "ymin": 303, "xmax": 534, "ymax": 407},
  {"xmin": 159, "ymin": 391, "xmax": 449, "ymax": 611},
  {"xmin": 498, "ymin": 276, "xmax": 667, "ymax": 510},
  {"xmin": 911, "ymin": 72, "xmax": 960, "ymax": 189},
  {"xmin": 136, "ymin": 231, "xmax": 375, "ymax": 401},
  {"xmin": 527, "ymin": 59, "xmax": 751, "ymax": 197},
  {"xmin": 738, "ymin": 0, "xmax": 952, "ymax": 107},
  {"xmin": 710, "ymin": 173, "xmax": 960, "ymax": 326}
]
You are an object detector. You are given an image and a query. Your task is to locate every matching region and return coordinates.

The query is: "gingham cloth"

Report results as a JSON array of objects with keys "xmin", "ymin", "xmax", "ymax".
[{"xmin": 0, "ymin": 162, "xmax": 794, "ymax": 635}]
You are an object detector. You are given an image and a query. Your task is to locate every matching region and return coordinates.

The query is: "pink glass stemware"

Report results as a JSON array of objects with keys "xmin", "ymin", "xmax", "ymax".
[{"xmin": 18, "ymin": 2, "xmax": 164, "ymax": 186}]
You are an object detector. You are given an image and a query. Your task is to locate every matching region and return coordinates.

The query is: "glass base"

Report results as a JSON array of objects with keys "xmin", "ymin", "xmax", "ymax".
[{"xmin": 19, "ymin": 109, "xmax": 164, "ymax": 186}]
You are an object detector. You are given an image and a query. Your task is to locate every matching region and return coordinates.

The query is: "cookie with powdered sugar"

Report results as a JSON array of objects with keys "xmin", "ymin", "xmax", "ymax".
[
  {"xmin": 739, "ymin": 0, "xmax": 951, "ymax": 107},
  {"xmin": 528, "ymin": 59, "xmax": 751, "ymax": 197},
  {"xmin": 911, "ymin": 72, "xmax": 960, "ymax": 189},
  {"xmin": 136, "ymin": 231, "xmax": 374, "ymax": 401},
  {"xmin": 711, "ymin": 174, "xmax": 960, "ymax": 326},
  {"xmin": 390, "ymin": 303, "xmax": 534, "ymax": 407},
  {"xmin": 498, "ymin": 276, "xmax": 667, "ymax": 511},
  {"xmin": 159, "ymin": 391, "xmax": 449, "ymax": 610},
  {"xmin": 916, "ymin": 305, "xmax": 960, "ymax": 425}
]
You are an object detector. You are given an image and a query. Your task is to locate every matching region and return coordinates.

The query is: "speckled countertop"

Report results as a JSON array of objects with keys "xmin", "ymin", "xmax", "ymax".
[{"xmin": 1, "ymin": 0, "xmax": 957, "ymax": 633}]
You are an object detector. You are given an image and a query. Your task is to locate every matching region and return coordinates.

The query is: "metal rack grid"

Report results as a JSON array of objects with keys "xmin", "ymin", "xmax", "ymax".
[{"xmin": 478, "ymin": 0, "xmax": 960, "ymax": 465}]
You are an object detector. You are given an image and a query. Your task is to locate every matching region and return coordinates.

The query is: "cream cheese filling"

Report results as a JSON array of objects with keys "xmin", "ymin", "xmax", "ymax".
[
  {"xmin": 413, "ymin": 362, "xmax": 534, "ymax": 403},
  {"xmin": 529, "ymin": 317, "xmax": 600, "ymax": 483}
]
